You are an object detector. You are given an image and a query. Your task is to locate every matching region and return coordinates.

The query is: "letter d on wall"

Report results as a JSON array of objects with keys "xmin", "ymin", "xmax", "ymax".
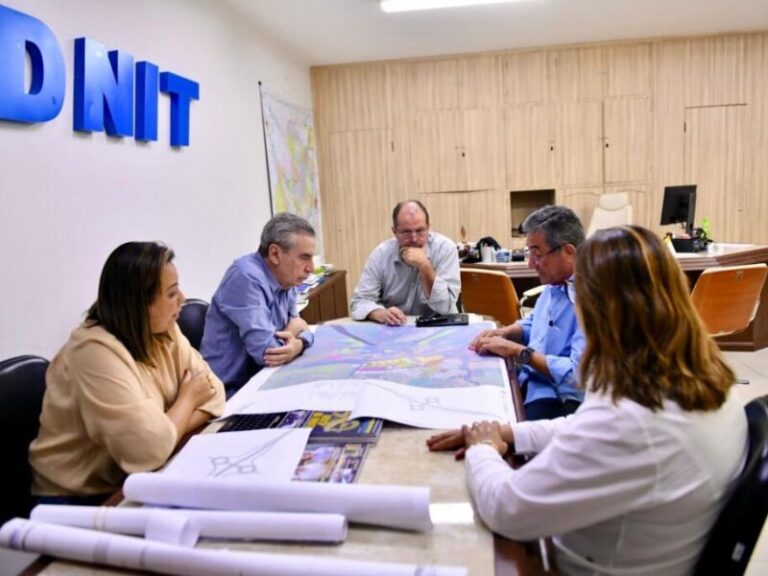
[{"xmin": 0, "ymin": 5, "xmax": 65, "ymax": 123}]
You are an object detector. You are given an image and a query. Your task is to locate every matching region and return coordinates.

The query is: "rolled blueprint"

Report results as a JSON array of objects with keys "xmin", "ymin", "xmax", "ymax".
[
  {"xmin": 31, "ymin": 505, "xmax": 347, "ymax": 543},
  {"xmin": 124, "ymin": 472, "xmax": 432, "ymax": 532},
  {"xmin": 0, "ymin": 519, "xmax": 466, "ymax": 576},
  {"xmin": 31, "ymin": 505, "xmax": 198, "ymax": 547}
]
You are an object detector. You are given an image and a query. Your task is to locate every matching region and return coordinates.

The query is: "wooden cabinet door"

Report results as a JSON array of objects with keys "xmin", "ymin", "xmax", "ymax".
[
  {"xmin": 558, "ymin": 101, "xmax": 604, "ymax": 186},
  {"xmin": 684, "ymin": 105, "xmax": 748, "ymax": 242},
  {"xmin": 312, "ymin": 65, "xmax": 389, "ymax": 132},
  {"xmin": 411, "ymin": 109, "xmax": 503, "ymax": 193},
  {"xmin": 606, "ymin": 43, "xmax": 651, "ymax": 97},
  {"xmin": 462, "ymin": 108, "xmax": 505, "ymax": 191},
  {"xmin": 549, "ymin": 47, "xmax": 604, "ymax": 102},
  {"xmin": 686, "ymin": 36, "xmax": 746, "ymax": 107},
  {"xmin": 458, "ymin": 56, "xmax": 502, "ymax": 109},
  {"xmin": 604, "ymin": 97, "xmax": 652, "ymax": 184},
  {"xmin": 409, "ymin": 56, "xmax": 500, "ymax": 110},
  {"xmin": 326, "ymin": 129, "xmax": 397, "ymax": 292},
  {"xmin": 411, "ymin": 110, "xmax": 463, "ymax": 193},
  {"xmin": 409, "ymin": 60, "xmax": 460, "ymax": 110},
  {"xmin": 501, "ymin": 51, "xmax": 550, "ymax": 105},
  {"xmin": 504, "ymin": 104, "xmax": 557, "ymax": 189}
]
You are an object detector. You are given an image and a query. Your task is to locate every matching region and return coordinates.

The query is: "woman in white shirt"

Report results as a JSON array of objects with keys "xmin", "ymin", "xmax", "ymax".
[{"xmin": 428, "ymin": 225, "xmax": 748, "ymax": 576}]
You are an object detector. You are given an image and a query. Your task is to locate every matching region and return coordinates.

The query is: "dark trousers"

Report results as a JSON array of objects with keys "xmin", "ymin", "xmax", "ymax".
[{"xmin": 524, "ymin": 398, "xmax": 581, "ymax": 421}]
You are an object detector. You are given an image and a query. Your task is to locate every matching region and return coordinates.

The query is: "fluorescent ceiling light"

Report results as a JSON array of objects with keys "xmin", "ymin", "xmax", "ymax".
[{"xmin": 381, "ymin": 0, "xmax": 526, "ymax": 13}]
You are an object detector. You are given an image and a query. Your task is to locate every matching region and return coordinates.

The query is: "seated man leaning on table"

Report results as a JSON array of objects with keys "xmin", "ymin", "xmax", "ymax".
[
  {"xmin": 471, "ymin": 205, "xmax": 585, "ymax": 421},
  {"xmin": 350, "ymin": 199, "xmax": 460, "ymax": 325},
  {"xmin": 201, "ymin": 213, "xmax": 316, "ymax": 396}
]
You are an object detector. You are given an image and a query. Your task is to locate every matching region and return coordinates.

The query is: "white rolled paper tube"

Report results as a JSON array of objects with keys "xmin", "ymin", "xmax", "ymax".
[
  {"xmin": 179, "ymin": 510, "xmax": 347, "ymax": 543},
  {"xmin": 124, "ymin": 473, "xmax": 432, "ymax": 532},
  {"xmin": 31, "ymin": 506, "xmax": 199, "ymax": 547},
  {"xmin": 31, "ymin": 505, "xmax": 346, "ymax": 543},
  {"xmin": 145, "ymin": 510, "xmax": 200, "ymax": 547},
  {"xmin": 0, "ymin": 519, "xmax": 467, "ymax": 576}
]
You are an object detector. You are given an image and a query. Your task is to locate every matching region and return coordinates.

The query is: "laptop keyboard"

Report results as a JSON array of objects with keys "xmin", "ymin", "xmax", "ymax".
[{"xmin": 218, "ymin": 412, "xmax": 287, "ymax": 432}]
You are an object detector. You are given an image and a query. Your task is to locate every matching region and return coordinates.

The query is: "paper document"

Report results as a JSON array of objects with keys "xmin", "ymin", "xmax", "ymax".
[
  {"xmin": 124, "ymin": 472, "xmax": 433, "ymax": 532},
  {"xmin": 0, "ymin": 519, "xmax": 467, "ymax": 576},
  {"xmin": 351, "ymin": 381, "xmax": 514, "ymax": 429},
  {"xmin": 162, "ymin": 428, "xmax": 310, "ymax": 482},
  {"xmin": 31, "ymin": 505, "xmax": 347, "ymax": 543}
]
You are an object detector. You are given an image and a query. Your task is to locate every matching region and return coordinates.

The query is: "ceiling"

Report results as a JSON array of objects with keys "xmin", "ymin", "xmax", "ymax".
[{"xmin": 224, "ymin": 0, "xmax": 768, "ymax": 67}]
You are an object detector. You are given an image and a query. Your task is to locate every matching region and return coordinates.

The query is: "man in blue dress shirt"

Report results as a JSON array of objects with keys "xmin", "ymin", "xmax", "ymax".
[
  {"xmin": 471, "ymin": 205, "xmax": 586, "ymax": 420},
  {"xmin": 201, "ymin": 213, "xmax": 316, "ymax": 395}
]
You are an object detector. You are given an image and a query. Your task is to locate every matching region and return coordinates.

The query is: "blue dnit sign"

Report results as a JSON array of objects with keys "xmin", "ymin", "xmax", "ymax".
[{"xmin": 0, "ymin": 5, "xmax": 200, "ymax": 147}]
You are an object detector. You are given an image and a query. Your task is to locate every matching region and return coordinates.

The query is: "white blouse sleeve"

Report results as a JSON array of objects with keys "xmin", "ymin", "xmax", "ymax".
[{"xmin": 465, "ymin": 402, "xmax": 658, "ymax": 541}]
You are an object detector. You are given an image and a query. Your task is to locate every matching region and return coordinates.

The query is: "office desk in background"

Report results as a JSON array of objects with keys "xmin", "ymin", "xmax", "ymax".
[
  {"xmin": 298, "ymin": 270, "xmax": 348, "ymax": 324},
  {"xmin": 463, "ymin": 244, "xmax": 768, "ymax": 351}
]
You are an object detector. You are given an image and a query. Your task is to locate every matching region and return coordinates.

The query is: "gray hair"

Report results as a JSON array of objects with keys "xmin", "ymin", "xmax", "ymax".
[
  {"xmin": 522, "ymin": 205, "xmax": 585, "ymax": 249},
  {"xmin": 258, "ymin": 213, "xmax": 316, "ymax": 256}
]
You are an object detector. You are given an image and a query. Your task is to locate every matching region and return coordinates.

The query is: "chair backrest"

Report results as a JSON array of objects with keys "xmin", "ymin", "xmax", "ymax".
[
  {"xmin": 586, "ymin": 192, "xmax": 633, "ymax": 237},
  {"xmin": 177, "ymin": 298, "xmax": 210, "ymax": 351},
  {"xmin": 0, "ymin": 355, "xmax": 48, "ymax": 525},
  {"xmin": 691, "ymin": 264, "xmax": 768, "ymax": 337},
  {"xmin": 693, "ymin": 395, "xmax": 768, "ymax": 575},
  {"xmin": 460, "ymin": 269, "xmax": 521, "ymax": 325}
]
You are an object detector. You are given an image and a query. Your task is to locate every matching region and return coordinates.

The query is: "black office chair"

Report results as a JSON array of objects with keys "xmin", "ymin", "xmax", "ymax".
[
  {"xmin": 693, "ymin": 395, "xmax": 768, "ymax": 575},
  {"xmin": 177, "ymin": 298, "xmax": 209, "ymax": 351},
  {"xmin": 0, "ymin": 355, "xmax": 48, "ymax": 525}
]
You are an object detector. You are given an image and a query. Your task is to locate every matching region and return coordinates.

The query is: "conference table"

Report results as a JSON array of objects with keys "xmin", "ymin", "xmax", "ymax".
[
  {"xmin": 27, "ymin": 323, "xmax": 551, "ymax": 576},
  {"xmin": 462, "ymin": 243, "xmax": 768, "ymax": 351}
]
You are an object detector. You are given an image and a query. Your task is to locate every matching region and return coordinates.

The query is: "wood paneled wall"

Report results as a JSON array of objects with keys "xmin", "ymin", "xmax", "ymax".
[{"xmin": 311, "ymin": 32, "xmax": 768, "ymax": 295}]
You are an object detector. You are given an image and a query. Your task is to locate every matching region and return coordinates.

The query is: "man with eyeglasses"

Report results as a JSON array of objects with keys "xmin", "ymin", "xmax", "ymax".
[
  {"xmin": 470, "ymin": 205, "xmax": 586, "ymax": 420},
  {"xmin": 350, "ymin": 200, "xmax": 460, "ymax": 325}
]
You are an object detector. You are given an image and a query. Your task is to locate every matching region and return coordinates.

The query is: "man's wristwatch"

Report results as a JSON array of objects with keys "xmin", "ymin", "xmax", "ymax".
[
  {"xmin": 297, "ymin": 331, "xmax": 313, "ymax": 355},
  {"xmin": 515, "ymin": 346, "xmax": 534, "ymax": 367}
]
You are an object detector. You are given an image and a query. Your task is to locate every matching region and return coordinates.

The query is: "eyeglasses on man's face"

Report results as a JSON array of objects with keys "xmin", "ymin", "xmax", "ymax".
[
  {"xmin": 395, "ymin": 228, "xmax": 428, "ymax": 238},
  {"xmin": 525, "ymin": 244, "xmax": 564, "ymax": 264}
]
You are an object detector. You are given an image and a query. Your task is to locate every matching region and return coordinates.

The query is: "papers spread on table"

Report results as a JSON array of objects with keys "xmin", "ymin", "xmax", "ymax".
[
  {"xmin": 226, "ymin": 322, "xmax": 515, "ymax": 428},
  {"xmin": 227, "ymin": 379, "xmax": 513, "ymax": 429},
  {"xmin": 161, "ymin": 428, "xmax": 310, "ymax": 482},
  {"xmin": 352, "ymin": 381, "xmax": 513, "ymax": 429}
]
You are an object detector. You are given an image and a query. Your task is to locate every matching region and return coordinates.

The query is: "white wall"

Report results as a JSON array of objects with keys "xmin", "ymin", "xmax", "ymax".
[{"xmin": 0, "ymin": 0, "xmax": 312, "ymax": 359}]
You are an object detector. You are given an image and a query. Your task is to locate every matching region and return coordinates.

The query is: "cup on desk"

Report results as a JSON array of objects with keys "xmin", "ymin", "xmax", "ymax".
[
  {"xmin": 707, "ymin": 242, "xmax": 725, "ymax": 255},
  {"xmin": 480, "ymin": 245, "xmax": 496, "ymax": 263},
  {"xmin": 495, "ymin": 249, "xmax": 511, "ymax": 263}
]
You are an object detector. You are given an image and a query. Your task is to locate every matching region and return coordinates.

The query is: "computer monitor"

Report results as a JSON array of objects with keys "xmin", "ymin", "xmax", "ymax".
[{"xmin": 660, "ymin": 185, "xmax": 697, "ymax": 236}]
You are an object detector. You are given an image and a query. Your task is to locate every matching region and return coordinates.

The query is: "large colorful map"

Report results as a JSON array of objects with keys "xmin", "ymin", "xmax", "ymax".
[
  {"xmin": 226, "ymin": 322, "xmax": 514, "ymax": 428},
  {"xmin": 260, "ymin": 323, "xmax": 505, "ymax": 390},
  {"xmin": 262, "ymin": 90, "xmax": 322, "ymax": 251}
]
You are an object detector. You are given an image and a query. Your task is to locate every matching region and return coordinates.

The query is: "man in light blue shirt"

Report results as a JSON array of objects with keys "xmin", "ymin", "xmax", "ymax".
[
  {"xmin": 471, "ymin": 205, "xmax": 585, "ymax": 420},
  {"xmin": 201, "ymin": 213, "xmax": 316, "ymax": 395},
  {"xmin": 350, "ymin": 200, "xmax": 460, "ymax": 325}
]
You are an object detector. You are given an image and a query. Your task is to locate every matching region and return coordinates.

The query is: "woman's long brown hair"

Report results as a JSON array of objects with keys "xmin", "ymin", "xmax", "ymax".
[
  {"xmin": 575, "ymin": 226, "xmax": 734, "ymax": 411},
  {"xmin": 86, "ymin": 242, "xmax": 175, "ymax": 364}
]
